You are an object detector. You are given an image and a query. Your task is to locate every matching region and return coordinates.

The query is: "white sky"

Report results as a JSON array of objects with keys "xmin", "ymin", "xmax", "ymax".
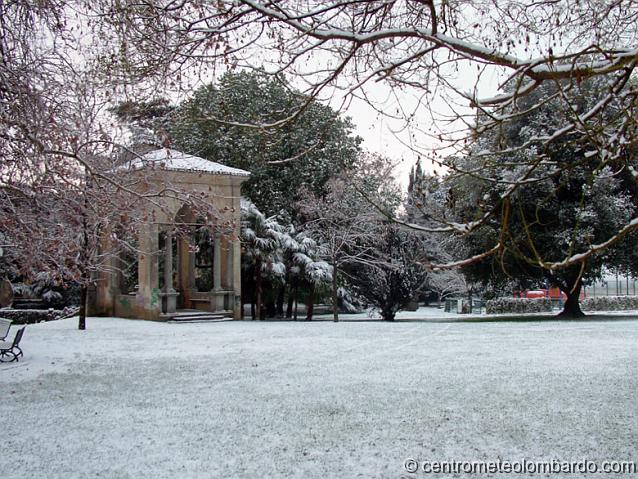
[{"xmin": 337, "ymin": 63, "xmax": 504, "ymax": 189}]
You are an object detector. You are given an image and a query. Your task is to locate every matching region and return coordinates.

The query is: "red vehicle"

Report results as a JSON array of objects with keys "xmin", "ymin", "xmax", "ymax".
[{"xmin": 514, "ymin": 287, "xmax": 585, "ymax": 300}]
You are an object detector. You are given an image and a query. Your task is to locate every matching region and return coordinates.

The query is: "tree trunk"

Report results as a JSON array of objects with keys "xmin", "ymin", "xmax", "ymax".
[
  {"xmin": 276, "ymin": 286, "xmax": 284, "ymax": 318},
  {"xmin": 79, "ymin": 167, "xmax": 90, "ymax": 331},
  {"xmin": 306, "ymin": 286, "xmax": 314, "ymax": 321},
  {"xmin": 557, "ymin": 280, "xmax": 585, "ymax": 318},
  {"xmin": 256, "ymin": 266, "xmax": 264, "ymax": 320},
  {"xmin": 286, "ymin": 285, "xmax": 294, "ymax": 318},
  {"xmin": 255, "ymin": 260, "xmax": 262, "ymax": 320},
  {"xmin": 381, "ymin": 307, "xmax": 395, "ymax": 321},
  {"xmin": 332, "ymin": 261, "xmax": 339, "ymax": 322},
  {"xmin": 265, "ymin": 295, "xmax": 276, "ymax": 318},
  {"xmin": 78, "ymin": 285, "xmax": 87, "ymax": 330}
]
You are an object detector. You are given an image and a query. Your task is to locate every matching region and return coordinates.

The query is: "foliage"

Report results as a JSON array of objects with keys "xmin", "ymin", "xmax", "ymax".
[
  {"xmin": 88, "ymin": 1, "xmax": 638, "ymax": 275},
  {"xmin": 5, "ymin": 2, "xmax": 638, "ymax": 305},
  {"xmin": 432, "ymin": 79, "xmax": 638, "ymax": 317},
  {"xmin": 241, "ymin": 200, "xmax": 287, "ymax": 265},
  {"xmin": 12, "ymin": 272, "xmax": 80, "ymax": 309},
  {"xmin": 280, "ymin": 227, "xmax": 332, "ymax": 289},
  {"xmin": 167, "ymin": 71, "xmax": 361, "ymax": 217},
  {"xmin": 240, "ymin": 199, "xmax": 332, "ymax": 319},
  {"xmin": 405, "ymin": 163, "xmax": 471, "ymax": 302},
  {"xmin": 297, "ymin": 152, "xmax": 403, "ymax": 320},
  {"xmin": 0, "ymin": 308, "xmax": 73, "ymax": 325},
  {"xmin": 581, "ymin": 296, "xmax": 638, "ymax": 312},
  {"xmin": 485, "ymin": 298, "xmax": 553, "ymax": 315},
  {"xmin": 345, "ymin": 224, "xmax": 428, "ymax": 321},
  {"xmin": 6, "ymin": 2, "xmax": 638, "ymax": 328}
]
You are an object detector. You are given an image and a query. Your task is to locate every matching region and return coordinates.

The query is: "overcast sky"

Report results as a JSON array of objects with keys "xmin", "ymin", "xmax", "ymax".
[{"xmin": 338, "ymin": 63, "xmax": 504, "ymax": 189}]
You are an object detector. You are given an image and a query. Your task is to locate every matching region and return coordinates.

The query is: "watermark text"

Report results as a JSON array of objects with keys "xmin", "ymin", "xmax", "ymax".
[{"xmin": 403, "ymin": 458, "xmax": 637, "ymax": 475}]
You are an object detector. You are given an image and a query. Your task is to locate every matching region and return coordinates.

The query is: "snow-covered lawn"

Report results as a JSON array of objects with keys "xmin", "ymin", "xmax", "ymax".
[{"xmin": 1, "ymin": 314, "xmax": 637, "ymax": 478}]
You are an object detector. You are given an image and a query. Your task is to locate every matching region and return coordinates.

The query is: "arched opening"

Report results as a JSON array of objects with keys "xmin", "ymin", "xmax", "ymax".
[
  {"xmin": 119, "ymin": 239, "xmax": 139, "ymax": 295},
  {"xmin": 193, "ymin": 227, "xmax": 215, "ymax": 292},
  {"xmin": 172, "ymin": 204, "xmax": 222, "ymax": 311}
]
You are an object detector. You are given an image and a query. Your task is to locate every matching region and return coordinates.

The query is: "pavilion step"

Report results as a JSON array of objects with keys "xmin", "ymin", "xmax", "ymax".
[{"xmin": 167, "ymin": 311, "xmax": 232, "ymax": 323}]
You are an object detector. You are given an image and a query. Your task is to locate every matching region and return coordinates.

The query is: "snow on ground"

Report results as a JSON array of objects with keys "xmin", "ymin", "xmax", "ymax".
[
  {"xmin": 1, "ymin": 311, "xmax": 637, "ymax": 478},
  {"xmin": 312, "ymin": 305, "xmax": 638, "ymax": 322}
]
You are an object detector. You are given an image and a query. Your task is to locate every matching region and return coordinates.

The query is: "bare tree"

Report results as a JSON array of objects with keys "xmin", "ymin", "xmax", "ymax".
[
  {"xmin": 297, "ymin": 152, "xmax": 403, "ymax": 321},
  {"xmin": 0, "ymin": 3, "xmax": 232, "ymax": 328},
  {"xmin": 298, "ymin": 178, "xmax": 378, "ymax": 322},
  {"xmin": 427, "ymin": 257, "xmax": 470, "ymax": 307},
  {"xmin": 4, "ymin": 1, "xmax": 638, "ymax": 300},
  {"xmin": 84, "ymin": 0, "xmax": 638, "ymax": 274}
]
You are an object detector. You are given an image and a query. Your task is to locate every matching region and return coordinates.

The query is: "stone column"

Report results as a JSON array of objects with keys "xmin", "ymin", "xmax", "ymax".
[
  {"xmin": 232, "ymin": 188, "xmax": 243, "ymax": 320},
  {"xmin": 213, "ymin": 233, "xmax": 222, "ymax": 291},
  {"xmin": 176, "ymin": 236, "xmax": 183, "ymax": 289},
  {"xmin": 163, "ymin": 230, "xmax": 175, "ymax": 293},
  {"xmin": 93, "ymin": 228, "xmax": 119, "ymax": 316},
  {"xmin": 137, "ymin": 223, "xmax": 160, "ymax": 319},
  {"xmin": 189, "ymin": 248, "xmax": 196, "ymax": 289},
  {"xmin": 232, "ymin": 238, "xmax": 242, "ymax": 319},
  {"xmin": 212, "ymin": 233, "xmax": 224, "ymax": 310},
  {"xmin": 161, "ymin": 230, "xmax": 178, "ymax": 315},
  {"xmin": 106, "ymin": 250, "xmax": 121, "ymax": 314},
  {"xmin": 177, "ymin": 236, "xmax": 193, "ymax": 307},
  {"xmin": 225, "ymin": 239, "xmax": 234, "ymax": 290}
]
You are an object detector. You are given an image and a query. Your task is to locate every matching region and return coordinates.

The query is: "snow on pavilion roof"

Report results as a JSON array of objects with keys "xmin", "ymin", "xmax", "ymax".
[{"xmin": 129, "ymin": 148, "xmax": 250, "ymax": 177}]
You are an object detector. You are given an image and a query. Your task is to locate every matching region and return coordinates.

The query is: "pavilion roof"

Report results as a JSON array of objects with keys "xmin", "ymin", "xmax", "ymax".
[{"xmin": 128, "ymin": 148, "xmax": 250, "ymax": 177}]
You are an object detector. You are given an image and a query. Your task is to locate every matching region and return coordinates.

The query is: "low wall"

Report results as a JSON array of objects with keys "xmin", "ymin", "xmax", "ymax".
[{"xmin": 114, "ymin": 294, "xmax": 162, "ymax": 320}]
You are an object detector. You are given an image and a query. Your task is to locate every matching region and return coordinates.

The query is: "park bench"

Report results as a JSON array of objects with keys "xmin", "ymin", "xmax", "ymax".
[
  {"xmin": 0, "ymin": 317, "xmax": 11, "ymax": 340},
  {"xmin": 0, "ymin": 327, "xmax": 25, "ymax": 362}
]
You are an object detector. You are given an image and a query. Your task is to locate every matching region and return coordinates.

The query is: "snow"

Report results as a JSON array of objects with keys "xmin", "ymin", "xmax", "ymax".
[
  {"xmin": 1, "ymin": 313, "xmax": 637, "ymax": 478},
  {"xmin": 125, "ymin": 148, "xmax": 251, "ymax": 177}
]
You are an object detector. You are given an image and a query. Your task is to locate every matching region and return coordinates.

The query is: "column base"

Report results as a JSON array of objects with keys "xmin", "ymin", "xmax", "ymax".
[
  {"xmin": 211, "ymin": 289, "xmax": 229, "ymax": 311},
  {"xmin": 161, "ymin": 291, "xmax": 180, "ymax": 314}
]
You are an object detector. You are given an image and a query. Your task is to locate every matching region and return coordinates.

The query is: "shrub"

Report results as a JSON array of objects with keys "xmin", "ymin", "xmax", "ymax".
[
  {"xmin": 485, "ymin": 297, "xmax": 553, "ymax": 314},
  {"xmin": 581, "ymin": 296, "xmax": 638, "ymax": 312},
  {"xmin": 0, "ymin": 307, "xmax": 77, "ymax": 324}
]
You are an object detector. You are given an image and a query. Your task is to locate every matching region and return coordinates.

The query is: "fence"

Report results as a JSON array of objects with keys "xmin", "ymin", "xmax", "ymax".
[{"xmin": 585, "ymin": 275, "xmax": 638, "ymax": 297}]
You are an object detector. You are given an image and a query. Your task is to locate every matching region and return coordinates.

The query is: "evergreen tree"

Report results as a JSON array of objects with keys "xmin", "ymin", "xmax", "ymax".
[
  {"xmin": 440, "ymin": 79, "xmax": 638, "ymax": 317},
  {"xmin": 346, "ymin": 224, "xmax": 428, "ymax": 321},
  {"xmin": 168, "ymin": 71, "xmax": 361, "ymax": 218}
]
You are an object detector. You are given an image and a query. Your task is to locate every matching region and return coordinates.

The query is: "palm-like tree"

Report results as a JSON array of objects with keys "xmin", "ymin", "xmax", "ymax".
[{"xmin": 240, "ymin": 200, "xmax": 285, "ymax": 319}]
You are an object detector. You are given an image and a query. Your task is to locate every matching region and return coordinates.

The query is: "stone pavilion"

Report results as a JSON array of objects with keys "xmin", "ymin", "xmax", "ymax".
[{"xmin": 91, "ymin": 148, "xmax": 250, "ymax": 320}]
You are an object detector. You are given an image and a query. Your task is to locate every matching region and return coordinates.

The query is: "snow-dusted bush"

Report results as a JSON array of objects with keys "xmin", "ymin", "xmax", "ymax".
[
  {"xmin": 337, "ymin": 286, "xmax": 364, "ymax": 313},
  {"xmin": 42, "ymin": 290, "xmax": 63, "ymax": 304},
  {"xmin": 0, "ymin": 306, "xmax": 79, "ymax": 324},
  {"xmin": 0, "ymin": 309, "xmax": 58, "ymax": 324},
  {"xmin": 11, "ymin": 273, "xmax": 79, "ymax": 308},
  {"xmin": 485, "ymin": 298, "xmax": 553, "ymax": 314},
  {"xmin": 12, "ymin": 283, "xmax": 35, "ymax": 298},
  {"xmin": 347, "ymin": 225, "xmax": 427, "ymax": 321},
  {"xmin": 581, "ymin": 296, "xmax": 638, "ymax": 312}
]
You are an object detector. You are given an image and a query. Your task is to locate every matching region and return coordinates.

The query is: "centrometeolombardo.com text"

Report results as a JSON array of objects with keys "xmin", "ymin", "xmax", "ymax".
[{"xmin": 403, "ymin": 458, "xmax": 637, "ymax": 475}]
